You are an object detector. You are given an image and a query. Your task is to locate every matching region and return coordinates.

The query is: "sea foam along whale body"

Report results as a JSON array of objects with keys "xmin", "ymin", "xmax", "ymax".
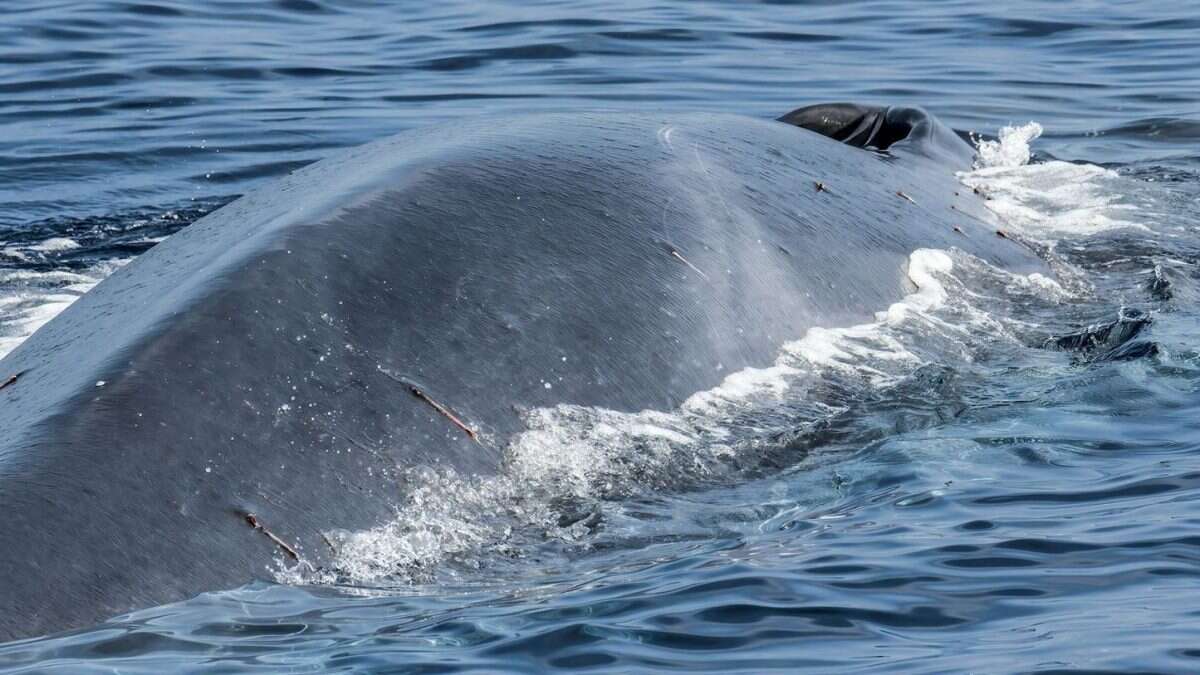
[{"xmin": 0, "ymin": 106, "xmax": 1044, "ymax": 641}]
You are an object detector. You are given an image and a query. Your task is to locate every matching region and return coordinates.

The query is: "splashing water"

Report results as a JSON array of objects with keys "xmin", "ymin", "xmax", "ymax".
[
  {"xmin": 963, "ymin": 123, "xmax": 1147, "ymax": 240},
  {"xmin": 974, "ymin": 122, "xmax": 1043, "ymax": 169}
]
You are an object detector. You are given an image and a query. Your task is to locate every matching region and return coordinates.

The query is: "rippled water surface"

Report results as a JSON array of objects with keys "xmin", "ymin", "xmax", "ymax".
[{"xmin": 2, "ymin": 1, "xmax": 1200, "ymax": 672}]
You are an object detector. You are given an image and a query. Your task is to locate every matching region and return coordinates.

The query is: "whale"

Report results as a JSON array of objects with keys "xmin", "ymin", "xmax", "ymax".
[{"xmin": 0, "ymin": 104, "xmax": 1044, "ymax": 641}]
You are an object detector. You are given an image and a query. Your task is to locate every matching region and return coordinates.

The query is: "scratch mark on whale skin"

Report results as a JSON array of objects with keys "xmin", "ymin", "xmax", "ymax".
[{"xmin": 657, "ymin": 124, "xmax": 676, "ymax": 151}]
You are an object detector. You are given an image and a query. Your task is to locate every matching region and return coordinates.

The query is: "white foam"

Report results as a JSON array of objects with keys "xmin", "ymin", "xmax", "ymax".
[
  {"xmin": 884, "ymin": 249, "xmax": 954, "ymax": 320},
  {"xmin": 1017, "ymin": 272, "xmax": 1070, "ymax": 300},
  {"xmin": 29, "ymin": 237, "xmax": 81, "ymax": 252},
  {"xmin": 0, "ymin": 260, "xmax": 126, "ymax": 359},
  {"xmin": 975, "ymin": 122, "xmax": 1043, "ymax": 169},
  {"xmin": 681, "ymin": 363, "xmax": 799, "ymax": 415},
  {"xmin": 1, "ymin": 248, "xmax": 30, "ymax": 263},
  {"xmin": 962, "ymin": 122, "xmax": 1144, "ymax": 238},
  {"xmin": 684, "ymin": 250, "xmax": 955, "ymax": 416}
]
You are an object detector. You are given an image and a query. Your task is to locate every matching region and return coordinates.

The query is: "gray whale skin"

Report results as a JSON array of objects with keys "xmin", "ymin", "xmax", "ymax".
[{"xmin": 0, "ymin": 104, "xmax": 1042, "ymax": 641}]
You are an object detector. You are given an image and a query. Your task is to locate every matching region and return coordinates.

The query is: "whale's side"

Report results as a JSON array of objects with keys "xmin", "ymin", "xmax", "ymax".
[{"xmin": 0, "ymin": 109, "xmax": 1041, "ymax": 641}]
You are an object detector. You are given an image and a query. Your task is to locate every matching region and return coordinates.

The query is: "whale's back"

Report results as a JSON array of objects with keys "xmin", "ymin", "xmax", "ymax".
[{"xmin": 0, "ymin": 111, "xmax": 1041, "ymax": 641}]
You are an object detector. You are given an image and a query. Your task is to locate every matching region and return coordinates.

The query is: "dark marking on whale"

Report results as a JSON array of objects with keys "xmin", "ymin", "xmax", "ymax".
[
  {"xmin": 0, "ymin": 105, "xmax": 1045, "ymax": 642},
  {"xmin": 243, "ymin": 513, "xmax": 300, "ymax": 561},
  {"xmin": 0, "ymin": 371, "xmax": 20, "ymax": 391}
]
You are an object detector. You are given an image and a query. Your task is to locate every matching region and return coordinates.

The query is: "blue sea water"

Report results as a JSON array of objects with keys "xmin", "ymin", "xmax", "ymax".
[{"xmin": 1, "ymin": 1, "xmax": 1199, "ymax": 672}]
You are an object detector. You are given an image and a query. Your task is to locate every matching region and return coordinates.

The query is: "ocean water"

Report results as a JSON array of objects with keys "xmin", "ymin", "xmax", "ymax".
[{"xmin": 2, "ymin": 1, "xmax": 1199, "ymax": 672}]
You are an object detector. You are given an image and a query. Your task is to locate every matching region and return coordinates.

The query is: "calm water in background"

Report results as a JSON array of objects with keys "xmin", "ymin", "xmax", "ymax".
[{"xmin": 2, "ymin": 1, "xmax": 1200, "ymax": 672}]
